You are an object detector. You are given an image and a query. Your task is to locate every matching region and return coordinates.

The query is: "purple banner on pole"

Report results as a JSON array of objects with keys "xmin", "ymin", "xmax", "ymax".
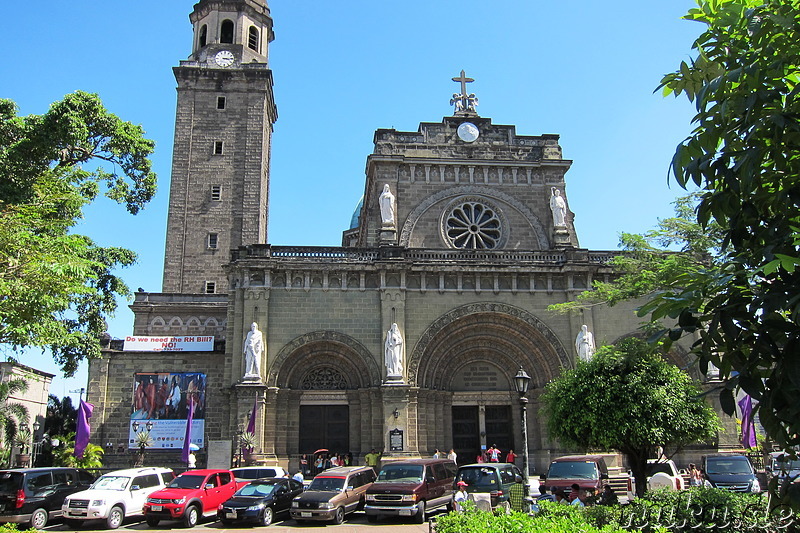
[
  {"xmin": 180, "ymin": 397, "xmax": 195, "ymax": 463},
  {"xmin": 738, "ymin": 395, "xmax": 758, "ymax": 449},
  {"xmin": 75, "ymin": 400, "xmax": 94, "ymax": 459},
  {"xmin": 246, "ymin": 397, "xmax": 257, "ymax": 435}
]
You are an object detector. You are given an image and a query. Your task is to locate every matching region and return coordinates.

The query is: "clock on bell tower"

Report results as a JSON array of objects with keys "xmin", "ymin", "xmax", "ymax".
[{"xmin": 162, "ymin": 0, "xmax": 277, "ymax": 294}]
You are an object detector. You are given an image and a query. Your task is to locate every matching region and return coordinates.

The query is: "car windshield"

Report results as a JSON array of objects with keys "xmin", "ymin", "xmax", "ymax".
[
  {"xmin": 307, "ymin": 477, "xmax": 345, "ymax": 492},
  {"xmin": 377, "ymin": 465, "xmax": 424, "ymax": 483},
  {"xmin": 547, "ymin": 461, "xmax": 599, "ymax": 480},
  {"xmin": 456, "ymin": 467, "xmax": 499, "ymax": 488},
  {"xmin": 168, "ymin": 475, "xmax": 205, "ymax": 489},
  {"xmin": 236, "ymin": 482, "xmax": 278, "ymax": 497},
  {"xmin": 772, "ymin": 458, "xmax": 800, "ymax": 472},
  {"xmin": 90, "ymin": 475, "xmax": 130, "ymax": 491},
  {"xmin": 706, "ymin": 458, "xmax": 753, "ymax": 475},
  {"xmin": 647, "ymin": 463, "xmax": 675, "ymax": 476}
]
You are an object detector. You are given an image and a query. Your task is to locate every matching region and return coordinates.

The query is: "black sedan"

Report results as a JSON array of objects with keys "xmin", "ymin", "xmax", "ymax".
[{"xmin": 217, "ymin": 478, "xmax": 304, "ymax": 526}]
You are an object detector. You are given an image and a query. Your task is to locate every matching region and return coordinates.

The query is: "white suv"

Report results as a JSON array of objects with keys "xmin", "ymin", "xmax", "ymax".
[{"xmin": 62, "ymin": 467, "xmax": 175, "ymax": 529}]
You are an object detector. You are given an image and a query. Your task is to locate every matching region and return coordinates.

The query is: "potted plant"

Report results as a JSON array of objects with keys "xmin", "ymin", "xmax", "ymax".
[
  {"xmin": 133, "ymin": 430, "xmax": 153, "ymax": 467},
  {"xmin": 240, "ymin": 431, "xmax": 258, "ymax": 465},
  {"xmin": 15, "ymin": 428, "xmax": 32, "ymax": 467}
]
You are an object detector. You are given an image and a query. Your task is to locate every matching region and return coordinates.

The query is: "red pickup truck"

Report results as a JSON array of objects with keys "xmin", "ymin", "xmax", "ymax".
[{"xmin": 143, "ymin": 469, "xmax": 239, "ymax": 527}]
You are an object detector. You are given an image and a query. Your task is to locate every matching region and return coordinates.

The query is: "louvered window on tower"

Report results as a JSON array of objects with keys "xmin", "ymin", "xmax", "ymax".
[
  {"xmin": 199, "ymin": 24, "xmax": 207, "ymax": 47},
  {"xmin": 214, "ymin": 141, "xmax": 224, "ymax": 155},
  {"xmin": 210, "ymin": 185, "xmax": 222, "ymax": 201},
  {"xmin": 217, "ymin": 96, "xmax": 226, "ymax": 110},
  {"xmin": 248, "ymin": 26, "xmax": 259, "ymax": 51},
  {"xmin": 220, "ymin": 20, "xmax": 234, "ymax": 44},
  {"xmin": 208, "ymin": 233, "xmax": 219, "ymax": 249},
  {"xmin": 205, "ymin": 281, "xmax": 216, "ymax": 294}
]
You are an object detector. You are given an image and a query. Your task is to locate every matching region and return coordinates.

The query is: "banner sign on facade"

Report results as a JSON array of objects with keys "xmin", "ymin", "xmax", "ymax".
[
  {"xmin": 123, "ymin": 336, "xmax": 214, "ymax": 352},
  {"xmin": 389, "ymin": 428, "xmax": 404, "ymax": 452},
  {"xmin": 130, "ymin": 372, "xmax": 206, "ymax": 449}
]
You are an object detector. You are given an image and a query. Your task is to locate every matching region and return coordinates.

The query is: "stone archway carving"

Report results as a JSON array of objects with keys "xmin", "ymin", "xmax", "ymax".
[
  {"xmin": 268, "ymin": 331, "xmax": 381, "ymax": 389},
  {"xmin": 399, "ymin": 186, "xmax": 550, "ymax": 249},
  {"xmin": 408, "ymin": 303, "xmax": 570, "ymax": 388}
]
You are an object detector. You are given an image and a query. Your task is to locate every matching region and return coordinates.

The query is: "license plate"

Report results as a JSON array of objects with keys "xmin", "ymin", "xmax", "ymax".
[
  {"xmin": 226, "ymin": 512, "xmax": 236, "ymax": 519},
  {"xmin": 399, "ymin": 510, "xmax": 411, "ymax": 516},
  {"xmin": 300, "ymin": 512, "xmax": 312, "ymax": 518},
  {"xmin": 73, "ymin": 511, "xmax": 86, "ymax": 516},
  {"xmin": 151, "ymin": 505, "xmax": 162, "ymax": 511}
]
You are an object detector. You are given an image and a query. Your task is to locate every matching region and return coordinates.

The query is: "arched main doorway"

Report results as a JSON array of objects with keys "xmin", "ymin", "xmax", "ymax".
[{"xmin": 409, "ymin": 303, "xmax": 569, "ymax": 463}]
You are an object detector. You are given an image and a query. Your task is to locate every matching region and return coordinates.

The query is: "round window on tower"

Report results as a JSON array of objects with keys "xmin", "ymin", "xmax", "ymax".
[{"xmin": 440, "ymin": 196, "xmax": 507, "ymax": 250}]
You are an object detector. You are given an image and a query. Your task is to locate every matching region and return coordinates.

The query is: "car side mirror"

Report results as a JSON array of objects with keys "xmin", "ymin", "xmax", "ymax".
[
  {"xmin": 426, "ymin": 476, "xmax": 436, "ymax": 484},
  {"xmin": 205, "ymin": 483, "xmax": 214, "ymax": 490},
  {"xmin": 346, "ymin": 485, "xmax": 354, "ymax": 492},
  {"xmin": 130, "ymin": 485, "xmax": 140, "ymax": 491}
]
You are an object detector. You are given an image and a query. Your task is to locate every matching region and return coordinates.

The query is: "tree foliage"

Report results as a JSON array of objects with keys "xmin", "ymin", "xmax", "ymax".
[
  {"xmin": 0, "ymin": 92, "xmax": 156, "ymax": 375},
  {"xmin": 0, "ymin": 378, "xmax": 29, "ymax": 465},
  {"xmin": 52, "ymin": 432, "xmax": 104, "ymax": 469},
  {"xmin": 549, "ymin": 193, "xmax": 722, "ymax": 314},
  {"xmin": 540, "ymin": 338, "xmax": 721, "ymax": 497},
  {"xmin": 647, "ymin": 0, "xmax": 800, "ymax": 450}
]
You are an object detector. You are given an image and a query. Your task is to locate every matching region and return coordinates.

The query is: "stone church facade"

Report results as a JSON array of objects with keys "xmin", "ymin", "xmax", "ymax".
[{"xmin": 89, "ymin": 0, "xmax": 731, "ymax": 471}]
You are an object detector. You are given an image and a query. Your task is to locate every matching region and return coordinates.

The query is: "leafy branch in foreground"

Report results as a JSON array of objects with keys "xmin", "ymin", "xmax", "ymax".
[{"xmin": 0, "ymin": 92, "xmax": 156, "ymax": 375}]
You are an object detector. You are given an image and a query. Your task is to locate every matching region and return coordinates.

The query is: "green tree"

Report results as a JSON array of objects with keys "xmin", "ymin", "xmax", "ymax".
[
  {"xmin": 540, "ymin": 338, "xmax": 721, "ymax": 497},
  {"xmin": 0, "ymin": 378, "xmax": 29, "ymax": 466},
  {"xmin": 0, "ymin": 92, "xmax": 156, "ymax": 375},
  {"xmin": 648, "ymin": 0, "xmax": 800, "ymax": 452},
  {"xmin": 44, "ymin": 394, "xmax": 77, "ymax": 437}
]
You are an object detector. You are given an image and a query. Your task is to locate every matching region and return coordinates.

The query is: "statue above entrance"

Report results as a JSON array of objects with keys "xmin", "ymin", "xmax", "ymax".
[
  {"xmin": 550, "ymin": 187, "xmax": 567, "ymax": 227},
  {"xmin": 243, "ymin": 322, "xmax": 263, "ymax": 381},
  {"xmin": 385, "ymin": 323, "xmax": 404, "ymax": 381},
  {"xmin": 575, "ymin": 324, "xmax": 595, "ymax": 362}
]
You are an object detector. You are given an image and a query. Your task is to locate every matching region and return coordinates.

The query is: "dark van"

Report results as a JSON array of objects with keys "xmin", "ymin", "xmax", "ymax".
[
  {"xmin": 541, "ymin": 455, "xmax": 610, "ymax": 497},
  {"xmin": 454, "ymin": 463, "xmax": 524, "ymax": 511},
  {"xmin": 703, "ymin": 454, "xmax": 760, "ymax": 492},
  {"xmin": 364, "ymin": 459, "xmax": 457, "ymax": 524},
  {"xmin": 0, "ymin": 467, "xmax": 95, "ymax": 529}
]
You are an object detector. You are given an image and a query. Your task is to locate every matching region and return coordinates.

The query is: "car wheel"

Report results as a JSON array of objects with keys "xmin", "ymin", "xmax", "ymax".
[
  {"xmin": 183, "ymin": 505, "xmax": 200, "ymax": 528},
  {"xmin": 367, "ymin": 514, "xmax": 378, "ymax": 523},
  {"xmin": 146, "ymin": 517, "xmax": 161, "ymax": 527},
  {"xmin": 413, "ymin": 501, "xmax": 426, "ymax": 524},
  {"xmin": 260, "ymin": 507, "xmax": 273, "ymax": 526},
  {"xmin": 30, "ymin": 508, "xmax": 48, "ymax": 529},
  {"xmin": 106, "ymin": 505, "xmax": 125, "ymax": 529},
  {"xmin": 333, "ymin": 506, "xmax": 345, "ymax": 525}
]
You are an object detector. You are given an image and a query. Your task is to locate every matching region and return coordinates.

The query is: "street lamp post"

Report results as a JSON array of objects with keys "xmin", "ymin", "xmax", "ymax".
[
  {"xmin": 514, "ymin": 367, "xmax": 532, "ymax": 500},
  {"xmin": 132, "ymin": 420, "xmax": 154, "ymax": 466}
]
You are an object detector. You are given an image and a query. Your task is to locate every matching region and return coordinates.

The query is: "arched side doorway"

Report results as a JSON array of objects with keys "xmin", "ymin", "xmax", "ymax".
[
  {"xmin": 267, "ymin": 332, "xmax": 381, "ymax": 466},
  {"xmin": 409, "ymin": 304, "xmax": 569, "ymax": 464}
]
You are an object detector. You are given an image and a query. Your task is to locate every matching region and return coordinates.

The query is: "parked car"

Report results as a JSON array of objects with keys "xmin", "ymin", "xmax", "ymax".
[
  {"xmin": 767, "ymin": 452, "xmax": 800, "ymax": 486},
  {"xmin": 540, "ymin": 455, "xmax": 610, "ymax": 498},
  {"xmin": 217, "ymin": 477, "xmax": 303, "ymax": 526},
  {"xmin": 231, "ymin": 466, "xmax": 288, "ymax": 483},
  {"xmin": 702, "ymin": 454, "xmax": 760, "ymax": 492},
  {"xmin": 453, "ymin": 463, "xmax": 524, "ymax": 511},
  {"xmin": 62, "ymin": 467, "xmax": 175, "ymax": 529},
  {"xmin": 143, "ymin": 469, "xmax": 238, "ymax": 527},
  {"xmin": 290, "ymin": 466, "xmax": 376, "ymax": 524},
  {"xmin": 646, "ymin": 459, "xmax": 684, "ymax": 491},
  {"xmin": 0, "ymin": 467, "xmax": 95, "ymax": 529},
  {"xmin": 364, "ymin": 458, "xmax": 457, "ymax": 523}
]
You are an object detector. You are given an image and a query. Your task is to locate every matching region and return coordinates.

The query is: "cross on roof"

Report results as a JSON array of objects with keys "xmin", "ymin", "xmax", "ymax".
[{"xmin": 452, "ymin": 70, "xmax": 474, "ymax": 96}]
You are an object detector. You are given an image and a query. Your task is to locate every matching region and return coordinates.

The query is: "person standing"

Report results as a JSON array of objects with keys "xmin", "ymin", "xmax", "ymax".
[
  {"xmin": 365, "ymin": 448, "xmax": 381, "ymax": 471},
  {"xmin": 433, "ymin": 448, "xmax": 441, "ymax": 459},
  {"xmin": 506, "ymin": 449, "xmax": 517, "ymax": 465},
  {"xmin": 447, "ymin": 449, "xmax": 457, "ymax": 463},
  {"xmin": 487, "ymin": 444, "xmax": 501, "ymax": 462},
  {"xmin": 453, "ymin": 481, "xmax": 469, "ymax": 512},
  {"xmin": 689, "ymin": 463, "xmax": 702, "ymax": 486}
]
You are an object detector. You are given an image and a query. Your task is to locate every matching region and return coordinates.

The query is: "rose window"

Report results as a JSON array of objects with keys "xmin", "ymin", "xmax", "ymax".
[{"xmin": 445, "ymin": 201, "xmax": 502, "ymax": 249}]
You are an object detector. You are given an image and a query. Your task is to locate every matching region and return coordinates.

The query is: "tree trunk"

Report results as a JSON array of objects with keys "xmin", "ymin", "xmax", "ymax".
[{"xmin": 624, "ymin": 449, "xmax": 649, "ymax": 498}]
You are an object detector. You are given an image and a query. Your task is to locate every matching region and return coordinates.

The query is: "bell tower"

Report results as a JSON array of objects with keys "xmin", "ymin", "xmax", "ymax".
[{"xmin": 162, "ymin": 0, "xmax": 277, "ymax": 294}]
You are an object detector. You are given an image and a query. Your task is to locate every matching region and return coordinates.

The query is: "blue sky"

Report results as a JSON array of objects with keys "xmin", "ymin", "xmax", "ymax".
[{"xmin": 2, "ymin": 1, "xmax": 702, "ymax": 399}]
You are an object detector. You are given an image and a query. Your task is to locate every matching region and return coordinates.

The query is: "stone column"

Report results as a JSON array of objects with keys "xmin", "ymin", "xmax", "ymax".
[
  {"xmin": 232, "ymin": 382, "xmax": 267, "ymax": 466},
  {"xmin": 381, "ymin": 384, "xmax": 421, "ymax": 460}
]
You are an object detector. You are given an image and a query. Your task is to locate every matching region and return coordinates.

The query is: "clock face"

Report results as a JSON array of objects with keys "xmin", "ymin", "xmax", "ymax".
[
  {"xmin": 457, "ymin": 122, "xmax": 480, "ymax": 143},
  {"xmin": 214, "ymin": 50, "xmax": 235, "ymax": 67}
]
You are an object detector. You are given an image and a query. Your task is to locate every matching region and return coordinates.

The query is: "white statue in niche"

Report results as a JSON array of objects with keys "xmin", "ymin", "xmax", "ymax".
[
  {"xmin": 550, "ymin": 187, "xmax": 567, "ymax": 227},
  {"xmin": 243, "ymin": 322, "xmax": 263, "ymax": 380},
  {"xmin": 379, "ymin": 184, "xmax": 396, "ymax": 227},
  {"xmin": 575, "ymin": 324, "xmax": 596, "ymax": 361},
  {"xmin": 384, "ymin": 323, "xmax": 404, "ymax": 379}
]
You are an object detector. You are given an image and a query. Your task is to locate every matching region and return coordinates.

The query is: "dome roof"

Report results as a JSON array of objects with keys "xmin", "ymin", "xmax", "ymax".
[{"xmin": 349, "ymin": 196, "xmax": 364, "ymax": 229}]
